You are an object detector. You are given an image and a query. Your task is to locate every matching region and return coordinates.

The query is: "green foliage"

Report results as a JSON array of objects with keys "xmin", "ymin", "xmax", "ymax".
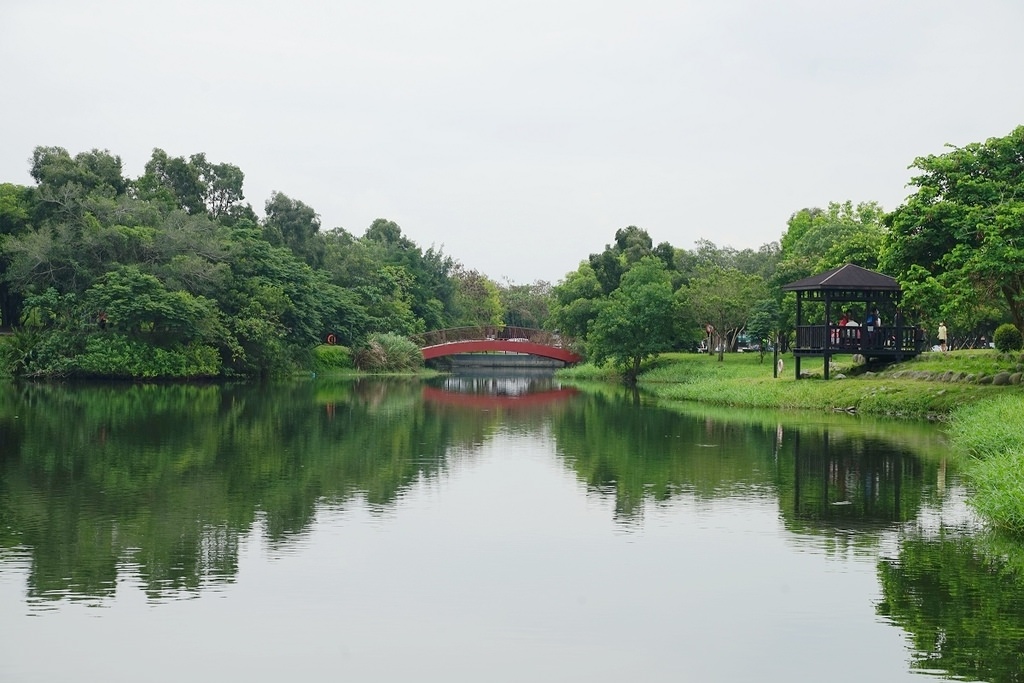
[
  {"xmin": 683, "ymin": 239, "xmax": 781, "ymax": 282},
  {"xmin": 451, "ymin": 267, "xmax": 504, "ymax": 327},
  {"xmin": 354, "ymin": 333, "xmax": 424, "ymax": 372},
  {"xmin": 84, "ymin": 266, "xmax": 227, "ymax": 346},
  {"xmin": 2, "ymin": 142, "xmax": 558, "ymax": 379},
  {"xmin": 135, "ymin": 148, "xmax": 250, "ymax": 221},
  {"xmin": 0, "ymin": 328, "xmax": 38, "ymax": 376},
  {"xmin": 30, "ymin": 146, "xmax": 127, "ymax": 197},
  {"xmin": 20, "ymin": 287, "xmax": 80, "ymax": 329},
  {"xmin": 0, "ymin": 183, "xmax": 33, "ymax": 236},
  {"xmin": 746, "ymin": 298, "xmax": 782, "ymax": 361},
  {"xmin": 71, "ymin": 334, "xmax": 220, "ymax": 378},
  {"xmin": 882, "ymin": 125, "xmax": 1024, "ymax": 333},
  {"xmin": 776, "ymin": 202, "xmax": 885, "ymax": 280},
  {"xmin": 4, "ymin": 322, "xmax": 219, "ymax": 379},
  {"xmin": 262, "ymin": 191, "xmax": 324, "ymax": 266},
  {"xmin": 312, "ymin": 344, "xmax": 353, "ymax": 371},
  {"xmin": 587, "ymin": 257, "xmax": 678, "ymax": 381},
  {"xmin": 548, "ymin": 263, "xmax": 603, "ymax": 341},
  {"xmin": 585, "ymin": 225, "xmax": 675, "ymax": 295},
  {"xmin": 772, "ymin": 202, "xmax": 886, "ymax": 340},
  {"xmin": 681, "ymin": 265, "xmax": 766, "ymax": 359},
  {"xmin": 992, "ymin": 323, "xmax": 1022, "ymax": 352},
  {"xmin": 498, "ymin": 279, "xmax": 551, "ymax": 328}
]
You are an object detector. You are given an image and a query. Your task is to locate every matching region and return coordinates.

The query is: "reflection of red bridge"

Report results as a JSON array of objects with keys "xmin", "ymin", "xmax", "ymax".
[
  {"xmin": 414, "ymin": 326, "xmax": 583, "ymax": 364},
  {"xmin": 422, "ymin": 385, "xmax": 579, "ymax": 409}
]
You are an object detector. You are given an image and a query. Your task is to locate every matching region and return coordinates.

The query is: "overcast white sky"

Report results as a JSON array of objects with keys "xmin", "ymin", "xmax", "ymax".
[{"xmin": 3, "ymin": 1, "xmax": 1023, "ymax": 284}]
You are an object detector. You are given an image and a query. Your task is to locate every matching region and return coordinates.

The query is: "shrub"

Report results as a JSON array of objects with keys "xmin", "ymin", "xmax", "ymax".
[
  {"xmin": 313, "ymin": 344, "xmax": 353, "ymax": 371},
  {"xmin": 993, "ymin": 323, "xmax": 1023, "ymax": 352},
  {"xmin": 354, "ymin": 333, "xmax": 423, "ymax": 372},
  {"xmin": 71, "ymin": 334, "xmax": 221, "ymax": 378}
]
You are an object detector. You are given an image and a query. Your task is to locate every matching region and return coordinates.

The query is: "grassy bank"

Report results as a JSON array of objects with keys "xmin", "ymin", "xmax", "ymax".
[
  {"xmin": 628, "ymin": 350, "xmax": 1017, "ymax": 419},
  {"xmin": 948, "ymin": 395, "xmax": 1024, "ymax": 534},
  {"xmin": 561, "ymin": 349, "xmax": 1024, "ymax": 533}
]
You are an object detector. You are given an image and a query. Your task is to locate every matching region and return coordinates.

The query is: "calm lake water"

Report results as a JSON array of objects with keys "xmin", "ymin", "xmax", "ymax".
[{"xmin": 2, "ymin": 375, "xmax": 1023, "ymax": 682}]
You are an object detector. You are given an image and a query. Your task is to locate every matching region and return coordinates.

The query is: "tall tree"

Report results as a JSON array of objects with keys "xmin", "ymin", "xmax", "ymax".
[
  {"xmin": 450, "ymin": 267, "xmax": 503, "ymax": 327},
  {"xmin": 0, "ymin": 183, "xmax": 35, "ymax": 325},
  {"xmin": 499, "ymin": 279, "xmax": 551, "ymax": 329},
  {"xmin": 360, "ymin": 219, "xmax": 455, "ymax": 331},
  {"xmin": 776, "ymin": 201, "xmax": 885, "ymax": 285},
  {"xmin": 548, "ymin": 262, "xmax": 603, "ymax": 341},
  {"xmin": 134, "ymin": 149, "xmax": 251, "ymax": 222},
  {"xmin": 263, "ymin": 191, "xmax": 324, "ymax": 266},
  {"xmin": 587, "ymin": 225, "xmax": 673, "ymax": 295},
  {"xmin": 682, "ymin": 266, "xmax": 765, "ymax": 361},
  {"xmin": 30, "ymin": 146, "xmax": 127, "ymax": 197},
  {"xmin": 587, "ymin": 257, "xmax": 679, "ymax": 382}
]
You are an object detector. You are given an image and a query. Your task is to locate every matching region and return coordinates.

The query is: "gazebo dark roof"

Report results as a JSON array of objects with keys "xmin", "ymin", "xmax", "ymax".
[{"xmin": 781, "ymin": 263, "xmax": 899, "ymax": 292}]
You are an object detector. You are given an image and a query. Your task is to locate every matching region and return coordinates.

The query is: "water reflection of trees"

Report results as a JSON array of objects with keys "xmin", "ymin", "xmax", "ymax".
[
  {"xmin": 0, "ymin": 380, "xmax": 475, "ymax": 604},
  {"xmin": 0, "ymin": 379, "xmax": 957, "ymax": 608},
  {"xmin": 550, "ymin": 389, "xmax": 947, "ymax": 541},
  {"xmin": 551, "ymin": 389, "xmax": 782, "ymax": 519},
  {"xmin": 877, "ymin": 530, "xmax": 1024, "ymax": 682}
]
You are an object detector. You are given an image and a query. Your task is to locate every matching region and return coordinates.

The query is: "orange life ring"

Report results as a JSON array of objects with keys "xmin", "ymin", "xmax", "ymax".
[{"xmin": 325, "ymin": 333, "xmax": 337, "ymax": 345}]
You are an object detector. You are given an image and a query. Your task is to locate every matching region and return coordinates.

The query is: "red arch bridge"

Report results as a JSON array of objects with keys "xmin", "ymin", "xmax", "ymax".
[{"xmin": 412, "ymin": 326, "xmax": 583, "ymax": 364}]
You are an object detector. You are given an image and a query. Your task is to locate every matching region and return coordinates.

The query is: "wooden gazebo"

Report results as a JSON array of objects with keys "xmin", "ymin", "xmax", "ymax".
[{"xmin": 782, "ymin": 264, "xmax": 926, "ymax": 379}]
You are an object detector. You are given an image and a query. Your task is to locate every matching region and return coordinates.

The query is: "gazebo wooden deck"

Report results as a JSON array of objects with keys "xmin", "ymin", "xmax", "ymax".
[{"xmin": 782, "ymin": 264, "xmax": 927, "ymax": 380}]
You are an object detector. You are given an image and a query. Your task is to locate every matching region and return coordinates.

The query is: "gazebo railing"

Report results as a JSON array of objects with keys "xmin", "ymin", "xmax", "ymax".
[{"xmin": 795, "ymin": 325, "xmax": 925, "ymax": 354}]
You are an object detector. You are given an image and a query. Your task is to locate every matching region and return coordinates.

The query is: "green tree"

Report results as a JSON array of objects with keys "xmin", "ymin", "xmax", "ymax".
[
  {"xmin": 682, "ymin": 266, "xmax": 765, "ymax": 361},
  {"xmin": 83, "ymin": 265, "xmax": 226, "ymax": 346},
  {"xmin": 882, "ymin": 126, "xmax": 1024, "ymax": 333},
  {"xmin": 361, "ymin": 218, "xmax": 455, "ymax": 331},
  {"xmin": 587, "ymin": 225, "xmax": 674, "ymax": 295},
  {"xmin": 451, "ymin": 267, "xmax": 504, "ymax": 327},
  {"xmin": 746, "ymin": 298, "xmax": 782, "ymax": 363},
  {"xmin": 776, "ymin": 201, "xmax": 885, "ymax": 283},
  {"xmin": 588, "ymin": 257, "xmax": 678, "ymax": 382},
  {"xmin": 548, "ymin": 262, "xmax": 603, "ymax": 341},
  {"xmin": 770, "ymin": 202, "xmax": 884, "ymax": 345},
  {"xmin": 30, "ymin": 146, "xmax": 127, "ymax": 197},
  {"xmin": 134, "ymin": 149, "xmax": 252, "ymax": 222},
  {"xmin": 0, "ymin": 183, "xmax": 35, "ymax": 326},
  {"xmin": 262, "ymin": 191, "xmax": 324, "ymax": 266},
  {"xmin": 499, "ymin": 279, "xmax": 551, "ymax": 329}
]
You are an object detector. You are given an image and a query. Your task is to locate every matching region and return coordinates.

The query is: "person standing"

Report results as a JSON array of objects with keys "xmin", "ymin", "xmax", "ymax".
[
  {"xmin": 865, "ymin": 308, "xmax": 880, "ymax": 347},
  {"xmin": 938, "ymin": 321, "xmax": 948, "ymax": 352}
]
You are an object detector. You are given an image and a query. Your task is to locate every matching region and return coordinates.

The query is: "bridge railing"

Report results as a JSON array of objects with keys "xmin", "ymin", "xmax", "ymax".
[{"xmin": 412, "ymin": 326, "xmax": 574, "ymax": 350}]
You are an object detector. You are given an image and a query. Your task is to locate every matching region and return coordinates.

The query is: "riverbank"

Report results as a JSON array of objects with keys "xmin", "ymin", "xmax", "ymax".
[
  {"xmin": 560, "ymin": 349, "xmax": 1021, "ymax": 419},
  {"xmin": 559, "ymin": 349, "xmax": 1024, "ymax": 533}
]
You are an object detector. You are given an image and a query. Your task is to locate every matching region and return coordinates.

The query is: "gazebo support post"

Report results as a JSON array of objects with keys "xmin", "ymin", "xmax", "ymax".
[
  {"xmin": 794, "ymin": 292, "xmax": 803, "ymax": 379},
  {"xmin": 823, "ymin": 292, "xmax": 832, "ymax": 380}
]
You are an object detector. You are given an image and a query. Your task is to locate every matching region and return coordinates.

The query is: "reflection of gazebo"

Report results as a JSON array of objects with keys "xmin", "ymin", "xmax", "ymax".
[{"xmin": 782, "ymin": 264, "xmax": 926, "ymax": 379}]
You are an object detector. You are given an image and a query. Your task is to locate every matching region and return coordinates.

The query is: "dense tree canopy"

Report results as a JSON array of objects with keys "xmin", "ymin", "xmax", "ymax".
[{"xmin": 0, "ymin": 145, "xmax": 492, "ymax": 378}]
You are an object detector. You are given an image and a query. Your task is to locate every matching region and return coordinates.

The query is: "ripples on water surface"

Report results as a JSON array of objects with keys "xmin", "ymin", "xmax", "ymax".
[{"xmin": 1, "ymin": 376, "xmax": 1022, "ymax": 682}]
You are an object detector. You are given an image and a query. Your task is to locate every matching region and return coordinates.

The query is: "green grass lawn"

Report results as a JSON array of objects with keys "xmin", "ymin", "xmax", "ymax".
[{"xmin": 620, "ymin": 349, "xmax": 1017, "ymax": 419}]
